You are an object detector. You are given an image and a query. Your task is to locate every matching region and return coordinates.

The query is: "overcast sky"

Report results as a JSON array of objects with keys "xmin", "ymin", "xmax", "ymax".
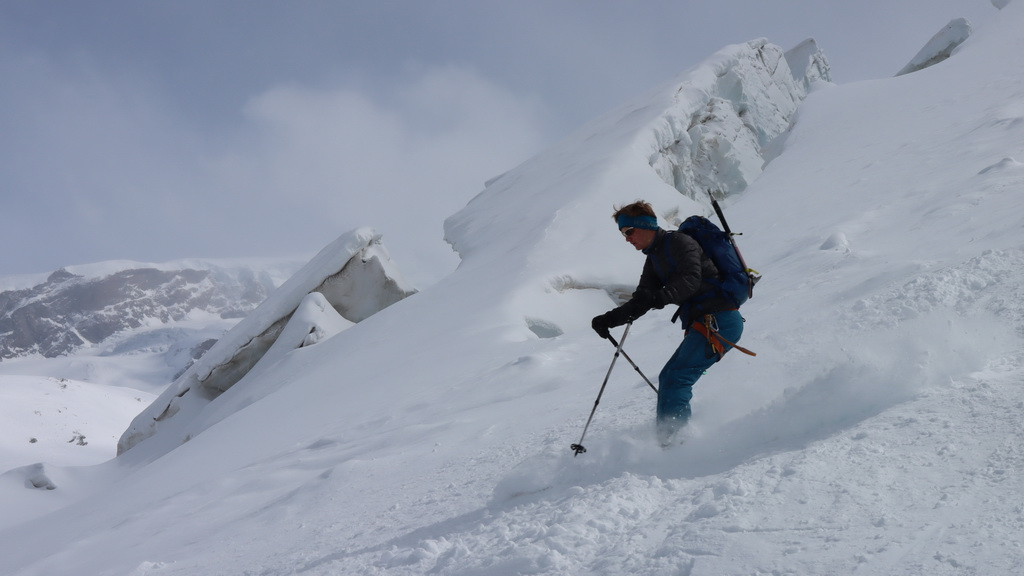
[{"xmin": 0, "ymin": 0, "xmax": 999, "ymax": 284}]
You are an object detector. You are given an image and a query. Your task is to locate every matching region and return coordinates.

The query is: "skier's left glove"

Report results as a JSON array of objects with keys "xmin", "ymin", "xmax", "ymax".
[{"xmin": 591, "ymin": 314, "xmax": 612, "ymax": 339}]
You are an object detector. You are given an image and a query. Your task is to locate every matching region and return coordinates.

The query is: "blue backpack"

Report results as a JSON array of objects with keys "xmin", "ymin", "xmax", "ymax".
[{"xmin": 677, "ymin": 214, "xmax": 758, "ymax": 311}]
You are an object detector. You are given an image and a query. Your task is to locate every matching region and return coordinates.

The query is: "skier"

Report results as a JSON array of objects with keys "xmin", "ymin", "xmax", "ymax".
[{"xmin": 591, "ymin": 200, "xmax": 745, "ymax": 445}]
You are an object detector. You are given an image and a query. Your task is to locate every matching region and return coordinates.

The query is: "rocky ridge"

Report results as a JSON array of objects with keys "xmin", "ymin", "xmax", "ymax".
[{"xmin": 0, "ymin": 265, "xmax": 281, "ymax": 360}]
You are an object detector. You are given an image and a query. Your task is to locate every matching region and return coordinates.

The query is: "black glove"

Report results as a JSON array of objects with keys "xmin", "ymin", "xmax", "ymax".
[{"xmin": 591, "ymin": 314, "xmax": 612, "ymax": 339}]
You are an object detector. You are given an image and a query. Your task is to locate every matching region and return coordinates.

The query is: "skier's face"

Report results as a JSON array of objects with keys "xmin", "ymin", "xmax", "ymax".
[{"xmin": 621, "ymin": 227, "xmax": 655, "ymax": 251}]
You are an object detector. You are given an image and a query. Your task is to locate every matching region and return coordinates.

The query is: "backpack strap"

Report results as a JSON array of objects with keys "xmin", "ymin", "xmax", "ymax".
[{"xmin": 691, "ymin": 314, "xmax": 756, "ymax": 358}]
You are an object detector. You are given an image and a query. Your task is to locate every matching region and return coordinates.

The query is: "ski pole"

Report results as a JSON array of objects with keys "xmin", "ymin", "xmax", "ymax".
[
  {"xmin": 571, "ymin": 323, "xmax": 631, "ymax": 456},
  {"xmin": 606, "ymin": 335, "xmax": 658, "ymax": 393}
]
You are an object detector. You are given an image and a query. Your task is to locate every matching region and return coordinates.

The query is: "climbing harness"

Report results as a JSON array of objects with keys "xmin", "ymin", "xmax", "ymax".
[{"xmin": 691, "ymin": 313, "xmax": 757, "ymax": 359}]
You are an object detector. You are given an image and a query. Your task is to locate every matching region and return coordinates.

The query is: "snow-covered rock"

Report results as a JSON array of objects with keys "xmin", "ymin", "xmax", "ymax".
[
  {"xmin": 895, "ymin": 17, "xmax": 973, "ymax": 76},
  {"xmin": 785, "ymin": 38, "xmax": 832, "ymax": 90},
  {"xmin": 116, "ymin": 228, "xmax": 415, "ymax": 456},
  {"xmin": 647, "ymin": 38, "xmax": 830, "ymax": 202}
]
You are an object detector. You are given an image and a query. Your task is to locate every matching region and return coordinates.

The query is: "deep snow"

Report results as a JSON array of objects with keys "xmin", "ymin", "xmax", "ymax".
[{"xmin": 2, "ymin": 2, "xmax": 1024, "ymax": 575}]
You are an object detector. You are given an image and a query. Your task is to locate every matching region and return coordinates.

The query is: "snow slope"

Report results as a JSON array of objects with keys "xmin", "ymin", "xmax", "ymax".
[{"xmin": 2, "ymin": 3, "xmax": 1023, "ymax": 575}]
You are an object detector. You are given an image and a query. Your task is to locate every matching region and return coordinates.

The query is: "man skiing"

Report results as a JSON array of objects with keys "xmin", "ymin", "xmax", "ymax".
[{"xmin": 591, "ymin": 200, "xmax": 745, "ymax": 445}]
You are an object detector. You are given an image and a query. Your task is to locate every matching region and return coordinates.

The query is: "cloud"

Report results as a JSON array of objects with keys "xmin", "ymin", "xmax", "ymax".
[
  {"xmin": 0, "ymin": 48, "xmax": 208, "ymax": 271},
  {"xmin": 3, "ymin": 0, "xmax": 994, "ymax": 279},
  {"xmin": 212, "ymin": 65, "xmax": 547, "ymax": 284},
  {"xmin": 0, "ymin": 52, "xmax": 546, "ymax": 284}
]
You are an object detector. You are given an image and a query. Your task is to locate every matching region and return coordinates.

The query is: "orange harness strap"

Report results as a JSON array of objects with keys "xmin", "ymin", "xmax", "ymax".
[{"xmin": 691, "ymin": 314, "xmax": 757, "ymax": 358}]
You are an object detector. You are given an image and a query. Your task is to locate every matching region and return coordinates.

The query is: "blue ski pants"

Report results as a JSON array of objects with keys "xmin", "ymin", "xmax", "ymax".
[{"xmin": 657, "ymin": 310, "xmax": 743, "ymax": 435}]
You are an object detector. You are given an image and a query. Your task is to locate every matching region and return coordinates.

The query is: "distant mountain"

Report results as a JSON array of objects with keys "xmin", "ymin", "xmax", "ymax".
[{"xmin": 0, "ymin": 261, "xmax": 296, "ymax": 360}]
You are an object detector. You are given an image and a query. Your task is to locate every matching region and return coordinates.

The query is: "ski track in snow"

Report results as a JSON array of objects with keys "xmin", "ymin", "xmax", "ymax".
[{"xmin": 277, "ymin": 360, "xmax": 1024, "ymax": 576}]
